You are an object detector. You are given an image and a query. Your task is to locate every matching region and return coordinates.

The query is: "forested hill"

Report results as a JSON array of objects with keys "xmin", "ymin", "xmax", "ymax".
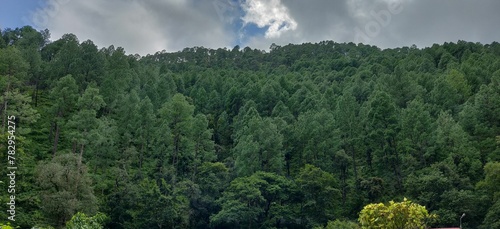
[{"xmin": 0, "ymin": 26, "xmax": 499, "ymax": 229}]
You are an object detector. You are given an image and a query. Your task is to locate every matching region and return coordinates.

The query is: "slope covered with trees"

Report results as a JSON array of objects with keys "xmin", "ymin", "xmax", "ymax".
[{"xmin": 0, "ymin": 26, "xmax": 499, "ymax": 228}]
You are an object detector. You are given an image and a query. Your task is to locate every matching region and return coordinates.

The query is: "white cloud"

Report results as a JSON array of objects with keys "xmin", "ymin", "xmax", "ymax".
[
  {"xmin": 244, "ymin": 0, "xmax": 500, "ymax": 51},
  {"xmin": 241, "ymin": 0, "xmax": 297, "ymax": 38},
  {"xmin": 31, "ymin": 0, "xmax": 235, "ymax": 55}
]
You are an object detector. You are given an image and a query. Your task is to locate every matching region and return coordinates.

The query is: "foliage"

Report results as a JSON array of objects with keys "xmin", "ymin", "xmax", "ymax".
[
  {"xmin": 359, "ymin": 198, "xmax": 436, "ymax": 229},
  {"xmin": 314, "ymin": 219, "xmax": 359, "ymax": 229},
  {"xmin": 0, "ymin": 222, "xmax": 15, "ymax": 229},
  {"xmin": 66, "ymin": 212, "xmax": 107, "ymax": 229},
  {"xmin": 211, "ymin": 171, "xmax": 296, "ymax": 228},
  {"xmin": 0, "ymin": 26, "xmax": 499, "ymax": 228},
  {"xmin": 35, "ymin": 153, "xmax": 98, "ymax": 228}
]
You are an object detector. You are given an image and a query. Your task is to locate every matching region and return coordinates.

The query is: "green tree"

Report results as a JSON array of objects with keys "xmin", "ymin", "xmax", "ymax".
[
  {"xmin": 292, "ymin": 109, "xmax": 340, "ymax": 173},
  {"xmin": 66, "ymin": 83, "xmax": 106, "ymax": 171},
  {"xmin": 0, "ymin": 46, "xmax": 29, "ymax": 132},
  {"xmin": 0, "ymin": 88, "xmax": 39, "ymax": 134},
  {"xmin": 126, "ymin": 178, "xmax": 190, "ymax": 228},
  {"xmin": 36, "ymin": 153, "xmax": 98, "ymax": 228},
  {"xmin": 45, "ymin": 34, "xmax": 82, "ymax": 82},
  {"xmin": 397, "ymin": 98, "xmax": 434, "ymax": 170},
  {"xmin": 78, "ymin": 40, "xmax": 105, "ymax": 87},
  {"xmin": 158, "ymin": 93, "xmax": 195, "ymax": 183},
  {"xmin": 211, "ymin": 172, "xmax": 295, "ymax": 229},
  {"xmin": 362, "ymin": 90, "xmax": 402, "ymax": 191},
  {"xmin": 192, "ymin": 162, "xmax": 229, "ymax": 228},
  {"xmin": 49, "ymin": 75, "xmax": 79, "ymax": 156},
  {"xmin": 296, "ymin": 164, "xmax": 341, "ymax": 227},
  {"xmin": 404, "ymin": 166, "xmax": 452, "ymax": 211},
  {"xmin": 359, "ymin": 198, "xmax": 436, "ymax": 229},
  {"xmin": 190, "ymin": 114, "xmax": 216, "ymax": 179},
  {"xmin": 459, "ymin": 76, "xmax": 500, "ymax": 162},
  {"xmin": 478, "ymin": 162, "xmax": 500, "ymax": 229},
  {"xmin": 232, "ymin": 115, "xmax": 284, "ymax": 176},
  {"xmin": 0, "ymin": 222, "xmax": 14, "ymax": 229},
  {"xmin": 155, "ymin": 93, "xmax": 214, "ymax": 183},
  {"xmin": 477, "ymin": 162, "xmax": 500, "ymax": 201},
  {"xmin": 434, "ymin": 112, "xmax": 482, "ymax": 182},
  {"xmin": 335, "ymin": 92, "xmax": 361, "ymax": 187},
  {"xmin": 481, "ymin": 200, "xmax": 500, "ymax": 229},
  {"xmin": 66, "ymin": 212, "xmax": 107, "ymax": 229},
  {"xmin": 445, "ymin": 69, "xmax": 471, "ymax": 102}
]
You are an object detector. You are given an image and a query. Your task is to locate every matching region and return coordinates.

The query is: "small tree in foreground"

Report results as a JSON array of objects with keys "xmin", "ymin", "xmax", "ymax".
[
  {"xmin": 0, "ymin": 222, "xmax": 14, "ymax": 229},
  {"xmin": 359, "ymin": 198, "xmax": 436, "ymax": 229},
  {"xmin": 66, "ymin": 212, "xmax": 107, "ymax": 229}
]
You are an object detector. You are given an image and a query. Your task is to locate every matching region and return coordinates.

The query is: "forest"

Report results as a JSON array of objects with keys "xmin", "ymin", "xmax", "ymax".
[{"xmin": 0, "ymin": 25, "xmax": 499, "ymax": 229}]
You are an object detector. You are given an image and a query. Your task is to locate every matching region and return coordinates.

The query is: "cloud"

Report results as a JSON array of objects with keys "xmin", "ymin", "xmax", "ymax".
[
  {"xmin": 241, "ymin": 0, "xmax": 297, "ymax": 38},
  {"xmin": 245, "ymin": 0, "xmax": 500, "ymax": 51},
  {"xmin": 383, "ymin": 0, "xmax": 500, "ymax": 48},
  {"xmin": 28, "ymin": 0, "xmax": 500, "ymax": 55},
  {"xmin": 30, "ymin": 0, "xmax": 235, "ymax": 55},
  {"xmin": 243, "ymin": 0, "xmax": 356, "ymax": 50}
]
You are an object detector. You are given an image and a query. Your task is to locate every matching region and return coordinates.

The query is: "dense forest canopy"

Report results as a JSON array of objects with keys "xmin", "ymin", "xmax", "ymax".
[{"xmin": 0, "ymin": 25, "xmax": 499, "ymax": 229}]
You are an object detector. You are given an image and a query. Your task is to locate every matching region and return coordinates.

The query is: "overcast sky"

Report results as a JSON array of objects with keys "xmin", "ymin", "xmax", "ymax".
[{"xmin": 1, "ymin": 0, "xmax": 499, "ymax": 55}]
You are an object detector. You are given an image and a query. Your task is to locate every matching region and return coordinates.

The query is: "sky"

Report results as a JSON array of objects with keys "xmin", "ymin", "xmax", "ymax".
[{"xmin": 1, "ymin": 0, "xmax": 499, "ymax": 55}]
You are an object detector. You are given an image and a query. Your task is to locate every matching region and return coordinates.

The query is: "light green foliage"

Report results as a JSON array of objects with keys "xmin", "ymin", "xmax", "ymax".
[
  {"xmin": 30, "ymin": 225, "xmax": 55, "ymax": 229},
  {"xmin": 359, "ymin": 198, "xmax": 436, "ymax": 229},
  {"xmin": 477, "ymin": 162, "xmax": 500, "ymax": 201},
  {"xmin": 445, "ymin": 69, "xmax": 471, "ymax": 100},
  {"xmin": 0, "ymin": 89, "xmax": 40, "ymax": 133},
  {"xmin": 480, "ymin": 199, "xmax": 500, "ymax": 229},
  {"xmin": 0, "ymin": 222, "xmax": 15, "ymax": 229},
  {"xmin": 66, "ymin": 212, "xmax": 106, "ymax": 229}
]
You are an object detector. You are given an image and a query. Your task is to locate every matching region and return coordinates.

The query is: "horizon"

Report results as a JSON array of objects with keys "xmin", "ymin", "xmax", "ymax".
[{"xmin": 1, "ymin": 0, "xmax": 499, "ymax": 55}]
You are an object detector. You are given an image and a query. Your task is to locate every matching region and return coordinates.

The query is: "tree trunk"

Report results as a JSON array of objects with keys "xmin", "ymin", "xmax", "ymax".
[
  {"xmin": 52, "ymin": 122, "xmax": 60, "ymax": 158},
  {"xmin": 139, "ymin": 142, "xmax": 144, "ymax": 170},
  {"xmin": 341, "ymin": 165, "xmax": 347, "ymax": 205},
  {"xmin": 172, "ymin": 133, "xmax": 180, "ymax": 186},
  {"xmin": 350, "ymin": 143, "xmax": 359, "ymax": 190},
  {"xmin": 74, "ymin": 143, "xmax": 85, "ymax": 196},
  {"xmin": 1, "ymin": 79, "xmax": 10, "ymax": 134}
]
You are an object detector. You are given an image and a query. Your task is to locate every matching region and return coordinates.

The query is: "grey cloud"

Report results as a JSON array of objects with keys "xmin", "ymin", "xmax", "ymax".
[
  {"xmin": 35, "ymin": 0, "xmax": 235, "ymax": 55},
  {"xmin": 246, "ymin": 0, "xmax": 500, "ymax": 50},
  {"xmin": 385, "ymin": 0, "xmax": 500, "ymax": 48},
  {"xmin": 33, "ymin": 0, "xmax": 500, "ymax": 55}
]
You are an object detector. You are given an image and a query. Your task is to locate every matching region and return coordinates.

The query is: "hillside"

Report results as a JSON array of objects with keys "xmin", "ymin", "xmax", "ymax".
[{"xmin": 0, "ymin": 26, "xmax": 499, "ymax": 228}]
